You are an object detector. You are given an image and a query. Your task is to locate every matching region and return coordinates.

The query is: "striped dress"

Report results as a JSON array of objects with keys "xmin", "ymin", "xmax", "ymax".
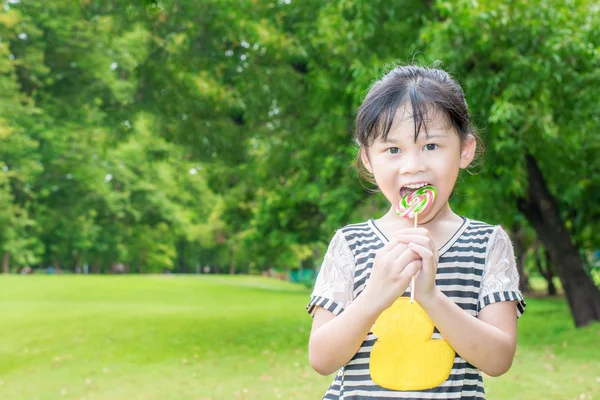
[{"xmin": 307, "ymin": 218, "xmax": 526, "ymax": 400}]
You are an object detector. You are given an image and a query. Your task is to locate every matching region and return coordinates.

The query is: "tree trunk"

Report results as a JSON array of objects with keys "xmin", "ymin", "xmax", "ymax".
[
  {"xmin": 2, "ymin": 252, "xmax": 9, "ymax": 274},
  {"xmin": 533, "ymin": 241, "xmax": 557, "ymax": 296},
  {"xmin": 544, "ymin": 248, "xmax": 557, "ymax": 296},
  {"xmin": 517, "ymin": 154, "xmax": 600, "ymax": 327},
  {"xmin": 511, "ymin": 222, "xmax": 530, "ymax": 293}
]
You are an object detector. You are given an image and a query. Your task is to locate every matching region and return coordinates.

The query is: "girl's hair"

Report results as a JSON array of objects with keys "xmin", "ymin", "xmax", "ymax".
[{"xmin": 354, "ymin": 65, "xmax": 483, "ymax": 187}]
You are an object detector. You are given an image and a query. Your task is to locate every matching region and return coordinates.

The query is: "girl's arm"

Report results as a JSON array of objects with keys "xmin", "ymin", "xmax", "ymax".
[
  {"xmin": 309, "ymin": 240, "xmax": 423, "ymax": 376},
  {"xmin": 404, "ymin": 226, "xmax": 523, "ymax": 377},
  {"xmin": 308, "ymin": 293, "xmax": 383, "ymax": 376},
  {"xmin": 418, "ymin": 290, "xmax": 517, "ymax": 377}
]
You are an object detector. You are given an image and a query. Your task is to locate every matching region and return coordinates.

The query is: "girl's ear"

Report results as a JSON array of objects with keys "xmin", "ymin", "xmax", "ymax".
[
  {"xmin": 360, "ymin": 147, "xmax": 373, "ymax": 174},
  {"xmin": 459, "ymin": 135, "xmax": 476, "ymax": 169}
]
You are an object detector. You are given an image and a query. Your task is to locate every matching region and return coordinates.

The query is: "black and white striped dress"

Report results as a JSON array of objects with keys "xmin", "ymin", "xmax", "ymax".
[{"xmin": 307, "ymin": 218, "xmax": 526, "ymax": 400}]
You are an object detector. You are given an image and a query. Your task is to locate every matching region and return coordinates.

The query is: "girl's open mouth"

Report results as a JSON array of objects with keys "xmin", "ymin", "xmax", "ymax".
[{"xmin": 400, "ymin": 182, "xmax": 431, "ymax": 199}]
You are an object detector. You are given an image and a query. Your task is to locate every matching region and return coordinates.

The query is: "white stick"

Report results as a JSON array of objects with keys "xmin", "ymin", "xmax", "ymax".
[{"xmin": 410, "ymin": 213, "xmax": 418, "ymax": 304}]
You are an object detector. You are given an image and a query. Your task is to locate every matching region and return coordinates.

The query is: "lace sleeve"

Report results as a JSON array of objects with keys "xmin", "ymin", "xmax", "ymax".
[
  {"xmin": 306, "ymin": 230, "xmax": 355, "ymax": 317},
  {"xmin": 478, "ymin": 227, "xmax": 527, "ymax": 318}
]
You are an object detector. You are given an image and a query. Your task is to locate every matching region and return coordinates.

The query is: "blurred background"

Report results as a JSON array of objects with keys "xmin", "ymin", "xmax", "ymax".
[{"xmin": 0, "ymin": 0, "xmax": 599, "ymax": 399}]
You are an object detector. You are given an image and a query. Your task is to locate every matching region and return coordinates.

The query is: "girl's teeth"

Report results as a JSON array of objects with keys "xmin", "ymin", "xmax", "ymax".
[{"xmin": 405, "ymin": 183, "xmax": 428, "ymax": 189}]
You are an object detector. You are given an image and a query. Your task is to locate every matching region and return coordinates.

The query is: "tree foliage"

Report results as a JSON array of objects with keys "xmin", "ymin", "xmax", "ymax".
[{"xmin": 1, "ymin": 0, "xmax": 599, "ymax": 323}]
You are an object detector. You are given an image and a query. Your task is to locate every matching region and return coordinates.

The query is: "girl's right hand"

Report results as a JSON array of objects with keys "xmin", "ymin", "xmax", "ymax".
[{"xmin": 362, "ymin": 238, "xmax": 422, "ymax": 314}]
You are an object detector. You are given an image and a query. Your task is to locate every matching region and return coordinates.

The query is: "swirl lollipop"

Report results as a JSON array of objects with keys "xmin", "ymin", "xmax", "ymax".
[
  {"xmin": 396, "ymin": 185, "xmax": 437, "ymax": 219},
  {"xmin": 396, "ymin": 185, "xmax": 437, "ymax": 303}
]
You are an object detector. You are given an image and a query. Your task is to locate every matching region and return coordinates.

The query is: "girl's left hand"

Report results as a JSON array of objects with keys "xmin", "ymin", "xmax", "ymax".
[{"xmin": 396, "ymin": 228, "xmax": 439, "ymax": 303}]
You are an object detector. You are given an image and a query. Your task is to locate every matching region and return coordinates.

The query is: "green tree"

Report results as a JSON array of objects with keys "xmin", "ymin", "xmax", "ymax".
[{"xmin": 421, "ymin": 0, "xmax": 600, "ymax": 326}]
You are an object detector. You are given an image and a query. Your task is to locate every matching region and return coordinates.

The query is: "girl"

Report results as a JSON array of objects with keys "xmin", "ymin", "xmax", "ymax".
[{"xmin": 307, "ymin": 65, "xmax": 526, "ymax": 399}]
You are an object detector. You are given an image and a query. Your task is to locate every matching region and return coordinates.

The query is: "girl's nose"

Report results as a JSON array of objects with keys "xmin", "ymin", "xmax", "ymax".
[{"xmin": 398, "ymin": 151, "xmax": 426, "ymax": 175}]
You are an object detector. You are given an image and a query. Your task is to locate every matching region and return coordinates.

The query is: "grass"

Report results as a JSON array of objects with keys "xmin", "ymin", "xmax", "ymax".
[{"xmin": 0, "ymin": 275, "xmax": 598, "ymax": 400}]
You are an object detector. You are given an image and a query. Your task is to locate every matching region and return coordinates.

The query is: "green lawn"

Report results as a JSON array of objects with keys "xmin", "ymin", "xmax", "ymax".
[{"xmin": 0, "ymin": 275, "xmax": 598, "ymax": 400}]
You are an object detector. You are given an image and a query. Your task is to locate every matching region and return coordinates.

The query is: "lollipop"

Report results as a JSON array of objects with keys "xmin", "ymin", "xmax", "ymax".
[
  {"xmin": 396, "ymin": 185, "xmax": 437, "ymax": 219},
  {"xmin": 396, "ymin": 185, "xmax": 437, "ymax": 303}
]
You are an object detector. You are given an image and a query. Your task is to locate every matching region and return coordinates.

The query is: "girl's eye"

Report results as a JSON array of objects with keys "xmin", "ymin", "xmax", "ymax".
[
  {"xmin": 387, "ymin": 147, "xmax": 400, "ymax": 154},
  {"xmin": 424, "ymin": 143, "xmax": 438, "ymax": 151}
]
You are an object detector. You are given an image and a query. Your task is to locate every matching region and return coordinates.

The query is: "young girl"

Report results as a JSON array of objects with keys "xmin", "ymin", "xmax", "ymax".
[{"xmin": 307, "ymin": 65, "xmax": 526, "ymax": 399}]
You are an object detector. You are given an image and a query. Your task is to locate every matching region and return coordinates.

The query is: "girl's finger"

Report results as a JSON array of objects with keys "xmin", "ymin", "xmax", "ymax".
[
  {"xmin": 385, "ymin": 240, "xmax": 410, "ymax": 260},
  {"xmin": 382, "ymin": 236, "xmax": 401, "ymax": 250},
  {"xmin": 397, "ymin": 229, "xmax": 435, "ymax": 247},
  {"xmin": 393, "ymin": 247, "xmax": 420, "ymax": 269},
  {"xmin": 396, "ymin": 227, "xmax": 431, "ymax": 237},
  {"xmin": 375, "ymin": 237, "xmax": 403, "ymax": 260},
  {"xmin": 400, "ymin": 259, "xmax": 423, "ymax": 279},
  {"xmin": 396, "ymin": 234, "xmax": 433, "ymax": 248},
  {"xmin": 408, "ymin": 242, "xmax": 435, "ymax": 265},
  {"xmin": 398, "ymin": 235, "xmax": 437, "ymax": 258}
]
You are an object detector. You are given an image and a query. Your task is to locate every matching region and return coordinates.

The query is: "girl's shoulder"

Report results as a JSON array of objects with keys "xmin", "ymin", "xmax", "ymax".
[
  {"xmin": 464, "ymin": 219, "xmax": 517, "ymax": 242},
  {"xmin": 447, "ymin": 218, "xmax": 500, "ymax": 251},
  {"xmin": 461, "ymin": 217, "xmax": 500, "ymax": 237},
  {"xmin": 333, "ymin": 220, "xmax": 382, "ymax": 248},
  {"xmin": 458, "ymin": 219, "xmax": 514, "ymax": 258},
  {"xmin": 336, "ymin": 220, "xmax": 375, "ymax": 237}
]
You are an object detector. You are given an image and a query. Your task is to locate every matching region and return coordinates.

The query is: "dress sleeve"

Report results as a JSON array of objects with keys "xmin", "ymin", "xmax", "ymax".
[
  {"xmin": 306, "ymin": 229, "xmax": 355, "ymax": 317},
  {"xmin": 478, "ymin": 226, "xmax": 527, "ymax": 318}
]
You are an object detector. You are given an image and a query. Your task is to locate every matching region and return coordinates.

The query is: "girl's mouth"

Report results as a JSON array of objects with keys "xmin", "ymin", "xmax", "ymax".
[{"xmin": 400, "ymin": 182, "xmax": 431, "ymax": 199}]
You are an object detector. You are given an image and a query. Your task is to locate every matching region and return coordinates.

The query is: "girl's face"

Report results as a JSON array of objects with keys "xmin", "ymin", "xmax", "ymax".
[{"xmin": 361, "ymin": 106, "xmax": 476, "ymax": 224}]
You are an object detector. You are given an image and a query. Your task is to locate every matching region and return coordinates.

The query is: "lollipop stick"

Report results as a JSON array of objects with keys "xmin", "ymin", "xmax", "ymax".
[{"xmin": 410, "ymin": 213, "xmax": 418, "ymax": 304}]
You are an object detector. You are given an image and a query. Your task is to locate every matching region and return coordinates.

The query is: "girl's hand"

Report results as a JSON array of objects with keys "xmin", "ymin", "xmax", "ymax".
[
  {"xmin": 363, "ymin": 238, "xmax": 423, "ymax": 314},
  {"xmin": 396, "ymin": 228, "xmax": 439, "ymax": 304}
]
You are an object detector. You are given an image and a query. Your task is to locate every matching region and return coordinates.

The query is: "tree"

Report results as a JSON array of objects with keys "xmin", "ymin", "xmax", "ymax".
[
  {"xmin": 0, "ymin": 0, "xmax": 222, "ymax": 273},
  {"xmin": 421, "ymin": 0, "xmax": 600, "ymax": 326}
]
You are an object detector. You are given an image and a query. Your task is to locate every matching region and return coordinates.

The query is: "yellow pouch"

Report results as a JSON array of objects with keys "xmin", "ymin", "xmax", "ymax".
[{"xmin": 370, "ymin": 297, "xmax": 455, "ymax": 390}]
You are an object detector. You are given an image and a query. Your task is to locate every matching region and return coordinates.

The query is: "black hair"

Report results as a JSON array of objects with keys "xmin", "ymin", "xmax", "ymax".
[{"xmin": 354, "ymin": 65, "xmax": 483, "ymax": 185}]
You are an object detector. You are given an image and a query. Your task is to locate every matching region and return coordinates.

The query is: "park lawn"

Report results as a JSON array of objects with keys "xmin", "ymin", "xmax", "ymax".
[{"xmin": 0, "ymin": 275, "xmax": 597, "ymax": 400}]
